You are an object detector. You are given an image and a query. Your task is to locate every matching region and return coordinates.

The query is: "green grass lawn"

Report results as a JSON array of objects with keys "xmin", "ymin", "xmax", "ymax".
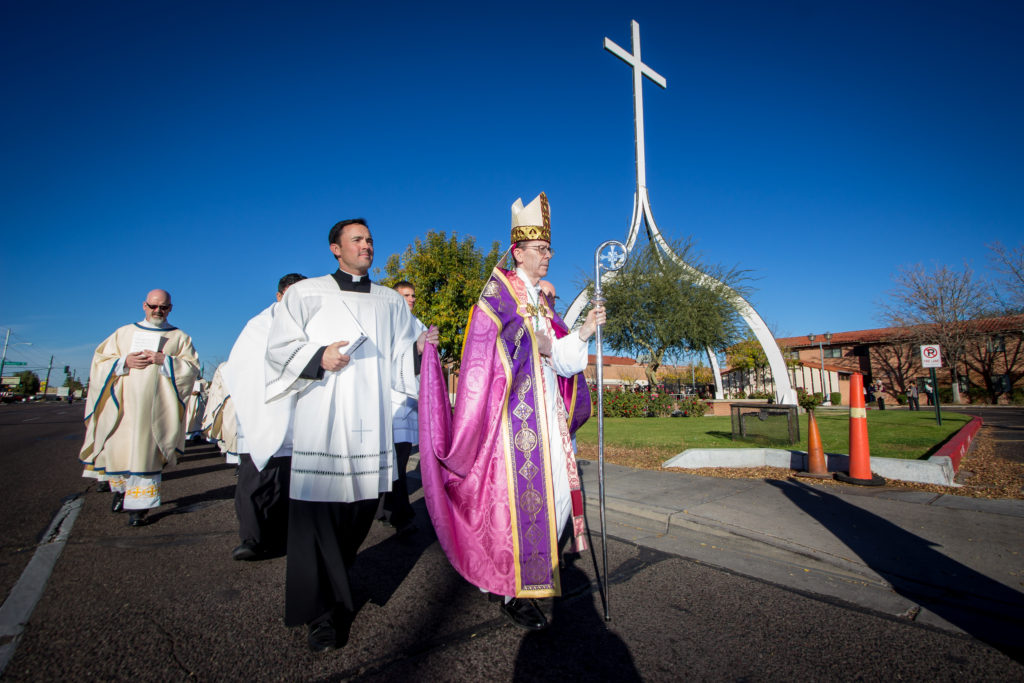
[{"xmin": 575, "ymin": 409, "xmax": 971, "ymax": 462}]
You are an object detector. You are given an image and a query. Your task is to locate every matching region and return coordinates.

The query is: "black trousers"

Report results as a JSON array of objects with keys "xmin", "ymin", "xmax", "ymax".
[
  {"xmin": 378, "ymin": 442, "xmax": 415, "ymax": 527},
  {"xmin": 284, "ymin": 498, "xmax": 377, "ymax": 627},
  {"xmin": 235, "ymin": 454, "xmax": 290, "ymax": 553}
]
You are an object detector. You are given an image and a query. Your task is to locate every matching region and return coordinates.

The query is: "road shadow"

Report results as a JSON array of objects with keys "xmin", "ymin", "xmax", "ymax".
[
  {"xmin": 177, "ymin": 449, "xmax": 224, "ymax": 464},
  {"xmin": 513, "ymin": 553, "xmax": 641, "ymax": 681},
  {"xmin": 145, "ymin": 484, "xmax": 236, "ymax": 523},
  {"xmin": 163, "ymin": 462, "xmax": 234, "ymax": 481},
  {"xmin": 348, "ymin": 498, "xmax": 434, "ymax": 610},
  {"xmin": 767, "ymin": 478, "xmax": 1024, "ymax": 661}
]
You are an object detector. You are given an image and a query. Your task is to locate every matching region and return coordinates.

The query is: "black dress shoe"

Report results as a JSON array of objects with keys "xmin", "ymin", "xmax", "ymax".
[
  {"xmin": 500, "ymin": 598, "xmax": 548, "ymax": 631},
  {"xmin": 95, "ymin": 481, "xmax": 111, "ymax": 492},
  {"xmin": 110, "ymin": 492, "xmax": 125, "ymax": 513},
  {"xmin": 394, "ymin": 521, "xmax": 418, "ymax": 539},
  {"xmin": 308, "ymin": 621, "xmax": 338, "ymax": 653},
  {"xmin": 232, "ymin": 542, "xmax": 259, "ymax": 561},
  {"xmin": 128, "ymin": 510, "xmax": 149, "ymax": 527}
]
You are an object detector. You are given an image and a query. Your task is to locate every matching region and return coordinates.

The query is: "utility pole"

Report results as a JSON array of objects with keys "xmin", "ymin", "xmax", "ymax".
[
  {"xmin": 0, "ymin": 329, "xmax": 9, "ymax": 382},
  {"xmin": 43, "ymin": 356, "xmax": 54, "ymax": 397}
]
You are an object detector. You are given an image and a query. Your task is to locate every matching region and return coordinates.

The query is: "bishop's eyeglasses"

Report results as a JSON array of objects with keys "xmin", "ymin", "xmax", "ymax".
[{"xmin": 519, "ymin": 245, "xmax": 555, "ymax": 257}]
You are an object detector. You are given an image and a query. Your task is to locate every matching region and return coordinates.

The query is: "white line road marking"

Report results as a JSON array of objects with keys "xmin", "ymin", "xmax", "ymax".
[{"xmin": 0, "ymin": 495, "xmax": 83, "ymax": 674}]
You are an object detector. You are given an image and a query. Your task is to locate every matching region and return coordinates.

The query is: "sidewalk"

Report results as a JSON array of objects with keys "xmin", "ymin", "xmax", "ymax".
[{"xmin": 577, "ymin": 459, "xmax": 1024, "ymax": 652}]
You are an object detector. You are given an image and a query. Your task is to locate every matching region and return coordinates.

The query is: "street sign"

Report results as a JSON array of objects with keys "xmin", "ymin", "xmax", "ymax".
[
  {"xmin": 4, "ymin": 361, "xmax": 27, "ymax": 366},
  {"xmin": 921, "ymin": 344, "xmax": 942, "ymax": 368}
]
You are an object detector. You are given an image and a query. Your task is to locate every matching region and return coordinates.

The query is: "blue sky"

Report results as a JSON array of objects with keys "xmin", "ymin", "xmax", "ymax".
[{"xmin": 2, "ymin": 1, "xmax": 1021, "ymax": 382}]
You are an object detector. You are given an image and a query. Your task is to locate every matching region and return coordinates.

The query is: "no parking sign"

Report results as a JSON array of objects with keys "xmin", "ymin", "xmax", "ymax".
[{"xmin": 921, "ymin": 345, "xmax": 942, "ymax": 368}]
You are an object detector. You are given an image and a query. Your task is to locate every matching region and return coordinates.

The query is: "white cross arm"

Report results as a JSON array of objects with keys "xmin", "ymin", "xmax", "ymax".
[{"xmin": 603, "ymin": 37, "xmax": 667, "ymax": 89}]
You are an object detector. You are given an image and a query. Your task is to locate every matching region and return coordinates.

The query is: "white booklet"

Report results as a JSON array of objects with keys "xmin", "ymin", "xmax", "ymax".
[
  {"xmin": 325, "ymin": 297, "xmax": 370, "ymax": 359},
  {"xmin": 130, "ymin": 331, "xmax": 162, "ymax": 353}
]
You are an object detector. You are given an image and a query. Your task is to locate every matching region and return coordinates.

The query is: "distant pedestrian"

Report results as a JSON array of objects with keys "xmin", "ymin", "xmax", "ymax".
[
  {"xmin": 907, "ymin": 383, "xmax": 920, "ymax": 411},
  {"xmin": 924, "ymin": 380, "xmax": 934, "ymax": 405},
  {"xmin": 874, "ymin": 380, "xmax": 885, "ymax": 410}
]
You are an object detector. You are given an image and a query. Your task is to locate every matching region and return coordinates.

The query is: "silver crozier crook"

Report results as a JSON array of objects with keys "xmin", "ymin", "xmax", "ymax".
[{"xmin": 593, "ymin": 239, "xmax": 626, "ymax": 622}]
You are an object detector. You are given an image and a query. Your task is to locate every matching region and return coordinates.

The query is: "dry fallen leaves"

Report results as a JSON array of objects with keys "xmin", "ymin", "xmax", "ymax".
[{"xmin": 578, "ymin": 426, "xmax": 1024, "ymax": 500}]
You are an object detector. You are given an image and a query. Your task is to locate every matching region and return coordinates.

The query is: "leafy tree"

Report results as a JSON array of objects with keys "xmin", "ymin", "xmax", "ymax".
[
  {"xmin": 16, "ymin": 370, "xmax": 40, "ymax": 395},
  {"xmin": 727, "ymin": 335, "xmax": 771, "ymax": 396},
  {"xmin": 880, "ymin": 262, "xmax": 992, "ymax": 403},
  {"xmin": 63, "ymin": 375, "xmax": 85, "ymax": 393},
  {"xmin": 382, "ymin": 231, "xmax": 502, "ymax": 368},
  {"xmin": 597, "ymin": 237, "xmax": 747, "ymax": 388}
]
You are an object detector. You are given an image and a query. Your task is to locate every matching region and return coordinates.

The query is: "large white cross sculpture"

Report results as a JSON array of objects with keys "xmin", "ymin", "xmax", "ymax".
[{"xmin": 565, "ymin": 20, "xmax": 797, "ymax": 404}]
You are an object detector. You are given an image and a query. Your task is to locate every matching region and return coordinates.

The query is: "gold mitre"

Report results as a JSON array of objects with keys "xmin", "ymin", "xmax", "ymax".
[{"xmin": 510, "ymin": 191, "xmax": 551, "ymax": 243}]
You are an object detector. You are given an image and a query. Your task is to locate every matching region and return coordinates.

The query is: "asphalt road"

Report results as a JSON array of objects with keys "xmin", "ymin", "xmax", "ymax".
[{"xmin": 1, "ymin": 402, "xmax": 1022, "ymax": 681}]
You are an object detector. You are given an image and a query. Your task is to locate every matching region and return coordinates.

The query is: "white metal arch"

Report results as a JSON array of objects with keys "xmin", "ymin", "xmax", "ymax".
[{"xmin": 565, "ymin": 20, "xmax": 796, "ymax": 405}]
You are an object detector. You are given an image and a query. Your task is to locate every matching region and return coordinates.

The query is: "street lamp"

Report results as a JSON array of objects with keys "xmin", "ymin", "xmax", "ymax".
[{"xmin": 807, "ymin": 332, "xmax": 833, "ymax": 405}]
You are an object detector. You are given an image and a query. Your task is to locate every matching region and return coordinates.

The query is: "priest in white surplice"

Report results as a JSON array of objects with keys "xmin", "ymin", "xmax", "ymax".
[
  {"xmin": 79, "ymin": 288, "xmax": 199, "ymax": 527},
  {"xmin": 222, "ymin": 272, "xmax": 305, "ymax": 562},
  {"xmin": 184, "ymin": 378, "xmax": 207, "ymax": 442},
  {"xmin": 202, "ymin": 363, "xmax": 238, "ymax": 463},
  {"xmin": 265, "ymin": 218, "xmax": 437, "ymax": 653}
]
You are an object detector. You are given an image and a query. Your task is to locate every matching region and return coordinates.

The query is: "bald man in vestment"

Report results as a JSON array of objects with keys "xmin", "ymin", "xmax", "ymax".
[{"xmin": 79, "ymin": 289, "xmax": 199, "ymax": 527}]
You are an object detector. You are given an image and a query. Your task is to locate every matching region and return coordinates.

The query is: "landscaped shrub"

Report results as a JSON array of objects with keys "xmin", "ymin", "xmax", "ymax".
[
  {"xmin": 677, "ymin": 395, "xmax": 708, "ymax": 417},
  {"xmin": 967, "ymin": 386, "xmax": 990, "ymax": 404},
  {"xmin": 748, "ymin": 390, "xmax": 772, "ymax": 400},
  {"xmin": 830, "ymin": 392, "xmax": 842, "ymax": 406},
  {"xmin": 796, "ymin": 388, "xmax": 822, "ymax": 412},
  {"xmin": 647, "ymin": 392, "xmax": 675, "ymax": 417},
  {"xmin": 1011, "ymin": 390, "xmax": 1024, "ymax": 406},
  {"xmin": 938, "ymin": 387, "xmax": 954, "ymax": 403},
  {"xmin": 591, "ymin": 390, "xmax": 676, "ymax": 417},
  {"xmin": 896, "ymin": 393, "xmax": 907, "ymax": 405}
]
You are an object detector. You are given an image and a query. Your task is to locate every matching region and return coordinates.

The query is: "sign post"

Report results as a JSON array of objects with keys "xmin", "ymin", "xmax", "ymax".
[{"xmin": 921, "ymin": 345, "xmax": 942, "ymax": 426}]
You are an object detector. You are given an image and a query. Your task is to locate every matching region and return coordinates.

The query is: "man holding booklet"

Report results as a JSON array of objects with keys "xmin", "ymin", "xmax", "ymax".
[
  {"xmin": 265, "ymin": 218, "xmax": 437, "ymax": 653},
  {"xmin": 79, "ymin": 289, "xmax": 200, "ymax": 527}
]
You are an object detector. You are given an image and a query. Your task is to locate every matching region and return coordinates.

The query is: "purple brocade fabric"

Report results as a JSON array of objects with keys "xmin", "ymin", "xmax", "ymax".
[{"xmin": 419, "ymin": 269, "xmax": 590, "ymax": 597}]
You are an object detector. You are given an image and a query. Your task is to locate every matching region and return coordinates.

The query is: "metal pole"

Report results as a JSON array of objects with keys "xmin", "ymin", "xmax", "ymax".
[
  {"xmin": 930, "ymin": 367, "xmax": 942, "ymax": 426},
  {"xmin": 0, "ymin": 329, "xmax": 9, "ymax": 383},
  {"xmin": 43, "ymin": 356, "xmax": 53, "ymax": 397},
  {"xmin": 819, "ymin": 341, "xmax": 826, "ymax": 404},
  {"xmin": 593, "ymin": 240, "xmax": 626, "ymax": 622}
]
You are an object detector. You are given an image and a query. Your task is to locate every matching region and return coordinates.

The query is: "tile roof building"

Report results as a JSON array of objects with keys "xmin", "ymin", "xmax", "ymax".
[{"xmin": 722, "ymin": 314, "xmax": 1024, "ymax": 405}]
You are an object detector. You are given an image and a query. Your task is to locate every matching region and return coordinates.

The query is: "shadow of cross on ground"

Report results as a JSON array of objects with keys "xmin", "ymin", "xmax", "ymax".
[{"xmin": 767, "ymin": 478, "xmax": 1024, "ymax": 662}]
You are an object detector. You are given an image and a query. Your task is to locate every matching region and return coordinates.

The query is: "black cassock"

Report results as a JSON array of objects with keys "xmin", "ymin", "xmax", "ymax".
[
  {"xmin": 285, "ymin": 497, "xmax": 378, "ymax": 626},
  {"xmin": 235, "ymin": 453, "xmax": 290, "ymax": 554}
]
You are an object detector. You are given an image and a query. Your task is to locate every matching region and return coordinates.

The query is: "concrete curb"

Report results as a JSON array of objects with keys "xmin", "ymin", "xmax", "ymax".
[
  {"xmin": 932, "ymin": 416, "xmax": 983, "ymax": 470},
  {"xmin": 661, "ymin": 415, "xmax": 988, "ymax": 486},
  {"xmin": 662, "ymin": 448, "xmax": 961, "ymax": 486}
]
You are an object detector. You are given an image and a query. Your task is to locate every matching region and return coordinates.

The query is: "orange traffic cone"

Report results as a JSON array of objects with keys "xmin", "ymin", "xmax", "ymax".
[
  {"xmin": 835, "ymin": 373, "xmax": 885, "ymax": 486},
  {"xmin": 795, "ymin": 409, "xmax": 830, "ymax": 479}
]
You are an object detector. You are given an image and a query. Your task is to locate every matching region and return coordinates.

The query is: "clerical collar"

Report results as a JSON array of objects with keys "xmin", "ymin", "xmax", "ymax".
[
  {"xmin": 516, "ymin": 268, "xmax": 541, "ymax": 301},
  {"xmin": 135, "ymin": 320, "xmax": 175, "ymax": 331},
  {"xmin": 332, "ymin": 269, "xmax": 372, "ymax": 293}
]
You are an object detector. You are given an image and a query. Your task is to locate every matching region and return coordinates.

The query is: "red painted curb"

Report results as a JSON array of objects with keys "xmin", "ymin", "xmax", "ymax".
[{"xmin": 932, "ymin": 416, "xmax": 984, "ymax": 471}]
